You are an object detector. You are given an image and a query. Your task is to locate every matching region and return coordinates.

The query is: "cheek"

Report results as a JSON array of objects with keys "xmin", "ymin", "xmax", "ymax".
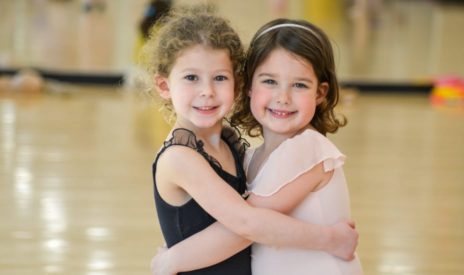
[
  {"xmin": 298, "ymin": 96, "xmax": 317, "ymax": 121},
  {"xmin": 169, "ymin": 89, "xmax": 183, "ymax": 103},
  {"xmin": 224, "ymin": 88, "xmax": 235, "ymax": 108},
  {"xmin": 249, "ymin": 91, "xmax": 266, "ymax": 113},
  {"xmin": 170, "ymin": 95, "xmax": 183, "ymax": 111},
  {"xmin": 252, "ymin": 86, "xmax": 271, "ymax": 102}
]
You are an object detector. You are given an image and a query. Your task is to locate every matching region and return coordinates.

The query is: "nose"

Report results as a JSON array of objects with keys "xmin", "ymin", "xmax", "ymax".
[
  {"xmin": 200, "ymin": 81, "xmax": 215, "ymax": 97},
  {"xmin": 276, "ymin": 88, "xmax": 291, "ymax": 104}
]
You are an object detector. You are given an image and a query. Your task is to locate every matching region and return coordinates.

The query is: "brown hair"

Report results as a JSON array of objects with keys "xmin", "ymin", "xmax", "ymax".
[
  {"xmin": 141, "ymin": 4, "xmax": 245, "ymax": 114},
  {"xmin": 231, "ymin": 18, "xmax": 346, "ymax": 137}
]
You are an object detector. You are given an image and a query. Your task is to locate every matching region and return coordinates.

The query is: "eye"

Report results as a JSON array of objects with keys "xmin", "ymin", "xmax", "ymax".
[
  {"xmin": 184, "ymin": 75, "xmax": 198, "ymax": 81},
  {"xmin": 214, "ymin": 75, "xmax": 228, "ymax": 81},
  {"xmin": 293, "ymin": 82, "xmax": 309, "ymax": 89},
  {"xmin": 262, "ymin": 79, "xmax": 277, "ymax": 85}
]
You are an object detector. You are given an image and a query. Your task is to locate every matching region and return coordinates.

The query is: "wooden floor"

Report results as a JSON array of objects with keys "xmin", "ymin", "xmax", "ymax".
[
  {"xmin": 1, "ymin": 86, "xmax": 463, "ymax": 275},
  {"xmin": 1, "ymin": 0, "xmax": 464, "ymax": 274}
]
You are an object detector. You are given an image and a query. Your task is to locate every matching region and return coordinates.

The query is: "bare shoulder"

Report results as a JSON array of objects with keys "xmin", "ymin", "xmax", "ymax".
[
  {"xmin": 156, "ymin": 144, "xmax": 244, "ymax": 209},
  {"xmin": 157, "ymin": 145, "xmax": 199, "ymax": 171},
  {"xmin": 156, "ymin": 145, "xmax": 217, "ymax": 186},
  {"xmin": 156, "ymin": 145, "xmax": 217, "ymax": 205}
]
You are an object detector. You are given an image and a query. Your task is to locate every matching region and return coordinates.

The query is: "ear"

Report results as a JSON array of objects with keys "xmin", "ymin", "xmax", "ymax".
[
  {"xmin": 154, "ymin": 75, "xmax": 171, "ymax": 100},
  {"xmin": 316, "ymin": 82, "xmax": 329, "ymax": 105}
]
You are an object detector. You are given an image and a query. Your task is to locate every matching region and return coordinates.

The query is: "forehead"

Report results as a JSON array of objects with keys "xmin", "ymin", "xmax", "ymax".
[
  {"xmin": 255, "ymin": 48, "xmax": 315, "ymax": 76},
  {"xmin": 173, "ymin": 45, "xmax": 233, "ymax": 71}
]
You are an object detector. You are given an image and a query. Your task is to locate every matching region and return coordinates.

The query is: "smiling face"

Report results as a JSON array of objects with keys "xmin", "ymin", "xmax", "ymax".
[
  {"xmin": 249, "ymin": 47, "xmax": 328, "ymax": 138},
  {"xmin": 155, "ymin": 45, "xmax": 235, "ymax": 130}
]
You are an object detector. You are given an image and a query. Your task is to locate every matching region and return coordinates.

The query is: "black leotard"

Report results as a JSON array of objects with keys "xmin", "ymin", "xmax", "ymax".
[{"xmin": 153, "ymin": 127, "xmax": 251, "ymax": 274}]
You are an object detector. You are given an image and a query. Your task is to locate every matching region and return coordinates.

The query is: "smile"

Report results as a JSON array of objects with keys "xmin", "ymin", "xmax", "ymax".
[
  {"xmin": 193, "ymin": 106, "xmax": 219, "ymax": 114},
  {"xmin": 267, "ymin": 108, "xmax": 296, "ymax": 118},
  {"xmin": 194, "ymin": 106, "xmax": 218, "ymax": 111}
]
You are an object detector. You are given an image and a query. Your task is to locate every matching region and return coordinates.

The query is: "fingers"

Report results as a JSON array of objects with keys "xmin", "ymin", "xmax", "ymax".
[
  {"xmin": 339, "ymin": 219, "xmax": 356, "ymax": 229},
  {"xmin": 150, "ymin": 255, "xmax": 156, "ymax": 272},
  {"xmin": 151, "ymin": 245, "xmax": 169, "ymax": 275},
  {"xmin": 339, "ymin": 252, "xmax": 355, "ymax": 261},
  {"xmin": 347, "ymin": 219, "xmax": 356, "ymax": 229}
]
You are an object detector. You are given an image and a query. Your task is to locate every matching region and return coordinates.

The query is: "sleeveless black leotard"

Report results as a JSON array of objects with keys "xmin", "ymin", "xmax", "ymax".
[{"xmin": 153, "ymin": 127, "xmax": 252, "ymax": 275}]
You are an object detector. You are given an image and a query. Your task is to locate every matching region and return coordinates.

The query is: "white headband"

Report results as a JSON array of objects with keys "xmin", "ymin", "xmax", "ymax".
[{"xmin": 255, "ymin": 23, "xmax": 320, "ymax": 40}]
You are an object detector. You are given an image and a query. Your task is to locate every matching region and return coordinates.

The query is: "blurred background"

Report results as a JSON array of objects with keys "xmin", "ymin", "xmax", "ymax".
[{"xmin": 0, "ymin": 0, "xmax": 463, "ymax": 274}]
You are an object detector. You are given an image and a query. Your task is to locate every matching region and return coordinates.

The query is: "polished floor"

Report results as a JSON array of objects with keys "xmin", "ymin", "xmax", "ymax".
[
  {"xmin": 1, "ymin": 0, "xmax": 464, "ymax": 275},
  {"xmin": 2, "ymin": 84, "xmax": 463, "ymax": 275}
]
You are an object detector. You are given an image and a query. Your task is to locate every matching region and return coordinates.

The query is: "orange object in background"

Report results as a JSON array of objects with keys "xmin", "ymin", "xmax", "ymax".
[{"xmin": 430, "ymin": 76, "xmax": 464, "ymax": 108}]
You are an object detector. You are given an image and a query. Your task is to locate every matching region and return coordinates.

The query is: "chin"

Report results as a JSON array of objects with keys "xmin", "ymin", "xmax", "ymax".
[
  {"xmin": 270, "ymin": 126, "xmax": 299, "ymax": 135},
  {"xmin": 194, "ymin": 120, "xmax": 222, "ymax": 129}
]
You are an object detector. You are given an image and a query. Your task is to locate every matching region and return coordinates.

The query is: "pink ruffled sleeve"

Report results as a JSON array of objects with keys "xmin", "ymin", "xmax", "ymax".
[{"xmin": 248, "ymin": 129, "xmax": 346, "ymax": 197}]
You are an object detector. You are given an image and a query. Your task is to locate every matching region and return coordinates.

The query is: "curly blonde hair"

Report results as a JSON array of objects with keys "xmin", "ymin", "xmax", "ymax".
[
  {"xmin": 140, "ymin": 4, "xmax": 245, "ymax": 117},
  {"xmin": 231, "ymin": 18, "xmax": 346, "ymax": 137}
]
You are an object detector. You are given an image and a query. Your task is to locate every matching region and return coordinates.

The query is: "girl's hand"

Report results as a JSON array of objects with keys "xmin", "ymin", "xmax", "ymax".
[
  {"xmin": 326, "ymin": 220, "xmax": 359, "ymax": 261},
  {"xmin": 150, "ymin": 245, "xmax": 175, "ymax": 275}
]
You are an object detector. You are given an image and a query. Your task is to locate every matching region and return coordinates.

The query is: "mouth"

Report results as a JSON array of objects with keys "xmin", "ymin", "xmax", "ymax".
[
  {"xmin": 194, "ymin": 106, "xmax": 219, "ymax": 114},
  {"xmin": 267, "ymin": 108, "xmax": 297, "ymax": 118}
]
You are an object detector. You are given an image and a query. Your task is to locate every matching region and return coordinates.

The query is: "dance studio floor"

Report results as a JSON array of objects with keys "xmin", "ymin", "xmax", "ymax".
[{"xmin": 1, "ymin": 0, "xmax": 463, "ymax": 274}]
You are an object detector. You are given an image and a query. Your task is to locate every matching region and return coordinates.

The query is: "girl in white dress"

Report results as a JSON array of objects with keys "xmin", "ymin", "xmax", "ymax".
[
  {"xmin": 150, "ymin": 17, "xmax": 362, "ymax": 275},
  {"xmin": 233, "ymin": 18, "xmax": 364, "ymax": 274}
]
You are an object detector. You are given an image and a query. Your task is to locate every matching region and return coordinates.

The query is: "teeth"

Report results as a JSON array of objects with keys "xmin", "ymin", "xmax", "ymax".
[
  {"xmin": 270, "ymin": 109, "xmax": 292, "ymax": 116},
  {"xmin": 196, "ymin": 106, "xmax": 215, "ymax": 110}
]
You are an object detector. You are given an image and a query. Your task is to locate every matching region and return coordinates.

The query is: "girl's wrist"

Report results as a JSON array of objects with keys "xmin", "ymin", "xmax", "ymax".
[
  {"xmin": 319, "ymin": 226, "xmax": 335, "ymax": 252},
  {"xmin": 163, "ymin": 249, "xmax": 177, "ymax": 274},
  {"xmin": 153, "ymin": 248, "xmax": 177, "ymax": 275}
]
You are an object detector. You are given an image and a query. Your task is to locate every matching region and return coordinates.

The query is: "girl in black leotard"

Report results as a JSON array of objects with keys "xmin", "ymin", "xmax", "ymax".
[
  {"xmin": 144, "ymin": 5, "xmax": 358, "ymax": 275},
  {"xmin": 153, "ymin": 127, "xmax": 251, "ymax": 275}
]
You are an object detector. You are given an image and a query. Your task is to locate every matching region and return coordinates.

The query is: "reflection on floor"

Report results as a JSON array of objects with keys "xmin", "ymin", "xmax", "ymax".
[{"xmin": 1, "ymin": 85, "xmax": 463, "ymax": 274}]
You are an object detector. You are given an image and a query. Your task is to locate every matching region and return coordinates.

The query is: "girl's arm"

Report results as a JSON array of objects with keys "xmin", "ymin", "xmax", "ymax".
[
  {"xmin": 151, "ymin": 219, "xmax": 356, "ymax": 275},
  {"xmin": 154, "ymin": 149, "xmax": 357, "ymax": 274},
  {"xmin": 158, "ymin": 146, "xmax": 332, "ymax": 246},
  {"xmin": 151, "ymin": 222, "xmax": 251, "ymax": 275}
]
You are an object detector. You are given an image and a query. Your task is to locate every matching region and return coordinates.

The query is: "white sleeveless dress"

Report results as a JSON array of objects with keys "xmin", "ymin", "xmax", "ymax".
[{"xmin": 244, "ymin": 129, "xmax": 363, "ymax": 275}]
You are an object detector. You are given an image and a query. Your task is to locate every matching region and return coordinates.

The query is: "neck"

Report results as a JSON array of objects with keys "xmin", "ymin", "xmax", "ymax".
[
  {"xmin": 260, "ymin": 126, "xmax": 312, "ymax": 154},
  {"xmin": 173, "ymin": 121, "xmax": 223, "ymax": 149},
  {"xmin": 259, "ymin": 132, "xmax": 288, "ymax": 155}
]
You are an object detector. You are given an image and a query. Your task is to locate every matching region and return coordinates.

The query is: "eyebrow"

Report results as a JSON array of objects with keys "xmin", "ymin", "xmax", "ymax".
[
  {"xmin": 257, "ymin": 73, "xmax": 275, "ymax": 78},
  {"xmin": 180, "ymin": 68, "xmax": 233, "ymax": 74},
  {"xmin": 257, "ymin": 73, "xmax": 313, "ymax": 83},
  {"xmin": 294, "ymin": 77, "xmax": 313, "ymax": 83},
  {"xmin": 215, "ymin": 69, "xmax": 233, "ymax": 74}
]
